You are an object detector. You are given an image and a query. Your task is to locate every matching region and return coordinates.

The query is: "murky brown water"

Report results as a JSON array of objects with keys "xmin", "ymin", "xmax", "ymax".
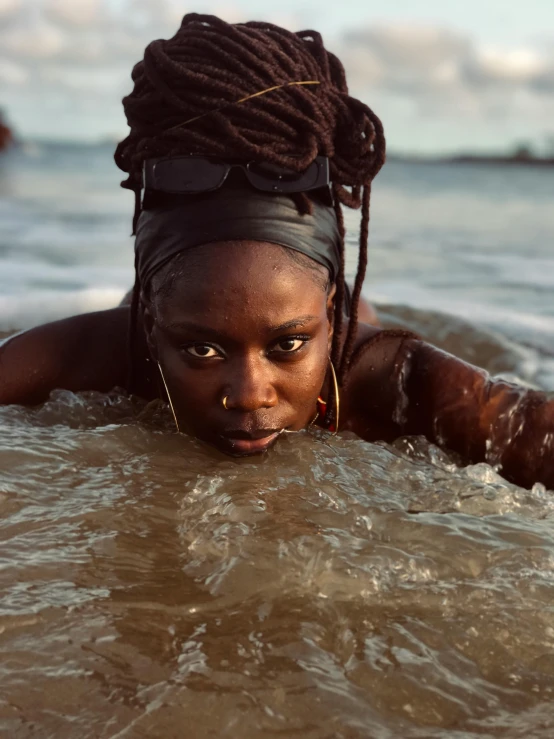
[{"xmin": 1, "ymin": 312, "xmax": 554, "ymax": 738}]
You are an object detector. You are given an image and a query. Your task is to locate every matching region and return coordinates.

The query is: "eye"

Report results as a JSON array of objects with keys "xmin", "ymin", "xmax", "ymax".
[
  {"xmin": 273, "ymin": 337, "xmax": 306, "ymax": 353},
  {"xmin": 183, "ymin": 344, "xmax": 220, "ymax": 358}
]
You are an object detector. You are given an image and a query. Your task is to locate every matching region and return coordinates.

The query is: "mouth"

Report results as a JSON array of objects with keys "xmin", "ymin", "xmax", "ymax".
[{"xmin": 218, "ymin": 428, "xmax": 284, "ymax": 456}]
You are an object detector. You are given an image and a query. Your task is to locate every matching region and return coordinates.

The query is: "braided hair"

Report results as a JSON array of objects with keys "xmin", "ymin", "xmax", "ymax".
[{"xmin": 115, "ymin": 12, "xmax": 385, "ymax": 427}]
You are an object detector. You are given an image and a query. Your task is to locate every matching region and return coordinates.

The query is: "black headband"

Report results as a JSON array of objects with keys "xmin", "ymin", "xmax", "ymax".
[{"xmin": 134, "ymin": 185, "xmax": 341, "ymax": 288}]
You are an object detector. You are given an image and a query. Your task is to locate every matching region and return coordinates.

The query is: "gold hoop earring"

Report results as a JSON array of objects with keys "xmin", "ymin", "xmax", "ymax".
[
  {"xmin": 329, "ymin": 359, "xmax": 340, "ymax": 434},
  {"xmin": 222, "ymin": 395, "xmax": 229, "ymax": 410},
  {"xmin": 311, "ymin": 361, "xmax": 340, "ymax": 433},
  {"xmin": 157, "ymin": 362, "xmax": 180, "ymax": 433}
]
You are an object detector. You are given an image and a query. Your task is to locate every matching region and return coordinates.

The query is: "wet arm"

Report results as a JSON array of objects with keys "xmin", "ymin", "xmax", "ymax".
[
  {"xmin": 350, "ymin": 332, "xmax": 554, "ymax": 489},
  {"xmin": 0, "ymin": 308, "xmax": 130, "ymax": 405},
  {"xmin": 400, "ymin": 339, "xmax": 553, "ymax": 489}
]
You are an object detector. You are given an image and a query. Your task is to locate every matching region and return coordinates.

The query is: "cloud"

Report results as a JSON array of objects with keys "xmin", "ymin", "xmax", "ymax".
[
  {"xmin": 0, "ymin": 1, "xmax": 279, "ymax": 88},
  {"xmin": 338, "ymin": 25, "xmax": 554, "ymax": 120},
  {"xmin": 4, "ymin": 19, "xmax": 65, "ymax": 60},
  {"xmin": 0, "ymin": 0, "xmax": 193, "ymax": 140},
  {"xmin": 44, "ymin": 0, "xmax": 105, "ymax": 28},
  {"xmin": 0, "ymin": 0, "xmax": 20, "ymax": 20},
  {"xmin": 0, "ymin": 57, "xmax": 27, "ymax": 83},
  {"xmin": 1, "ymin": 3, "xmax": 553, "ymax": 149},
  {"xmin": 1, "ymin": 0, "xmax": 179, "ymax": 64},
  {"xmin": 342, "ymin": 26, "xmax": 471, "ymax": 91}
]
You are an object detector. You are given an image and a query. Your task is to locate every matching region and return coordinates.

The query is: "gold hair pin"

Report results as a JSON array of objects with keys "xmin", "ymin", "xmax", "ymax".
[{"xmin": 166, "ymin": 80, "xmax": 321, "ymax": 132}]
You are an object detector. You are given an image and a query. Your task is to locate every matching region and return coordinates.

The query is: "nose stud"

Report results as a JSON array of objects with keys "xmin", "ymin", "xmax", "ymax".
[{"xmin": 222, "ymin": 395, "xmax": 230, "ymax": 410}]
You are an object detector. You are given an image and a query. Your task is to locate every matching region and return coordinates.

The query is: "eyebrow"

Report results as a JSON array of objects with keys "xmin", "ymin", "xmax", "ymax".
[
  {"xmin": 161, "ymin": 315, "xmax": 319, "ymax": 335},
  {"xmin": 271, "ymin": 315, "xmax": 319, "ymax": 332}
]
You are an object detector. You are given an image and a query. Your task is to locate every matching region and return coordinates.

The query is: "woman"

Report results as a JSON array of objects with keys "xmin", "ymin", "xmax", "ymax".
[{"xmin": 0, "ymin": 14, "xmax": 552, "ymax": 489}]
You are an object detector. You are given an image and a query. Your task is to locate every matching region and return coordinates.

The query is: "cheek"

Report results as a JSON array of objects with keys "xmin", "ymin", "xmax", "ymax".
[
  {"xmin": 278, "ymin": 338, "xmax": 329, "ymax": 408},
  {"xmin": 158, "ymin": 354, "xmax": 223, "ymax": 438},
  {"xmin": 158, "ymin": 347, "xmax": 218, "ymax": 406},
  {"xmin": 286, "ymin": 352, "xmax": 326, "ymax": 394},
  {"xmin": 152, "ymin": 336, "xmax": 216, "ymax": 422}
]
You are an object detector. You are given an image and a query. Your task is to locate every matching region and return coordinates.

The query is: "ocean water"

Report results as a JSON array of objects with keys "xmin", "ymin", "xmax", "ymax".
[
  {"xmin": 1, "ymin": 142, "xmax": 554, "ymax": 384},
  {"xmin": 1, "ymin": 143, "xmax": 554, "ymax": 737}
]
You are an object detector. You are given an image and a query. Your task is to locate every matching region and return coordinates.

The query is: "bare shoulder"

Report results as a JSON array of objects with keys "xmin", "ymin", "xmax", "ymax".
[
  {"xmin": 340, "ymin": 322, "xmax": 418, "ymax": 440},
  {"xmin": 345, "ymin": 322, "xmax": 414, "ymax": 387},
  {"xmin": 0, "ymin": 308, "xmax": 131, "ymax": 405}
]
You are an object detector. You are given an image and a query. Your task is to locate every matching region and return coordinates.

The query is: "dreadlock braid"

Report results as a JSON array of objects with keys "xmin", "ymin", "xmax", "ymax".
[{"xmin": 115, "ymin": 12, "xmax": 386, "ymax": 427}]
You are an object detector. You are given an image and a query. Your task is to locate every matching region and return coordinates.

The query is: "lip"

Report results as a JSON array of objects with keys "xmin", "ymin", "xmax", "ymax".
[{"xmin": 218, "ymin": 429, "xmax": 283, "ymax": 456}]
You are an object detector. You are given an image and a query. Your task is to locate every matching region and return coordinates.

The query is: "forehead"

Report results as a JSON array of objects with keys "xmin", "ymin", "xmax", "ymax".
[{"xmin": 154, "ymin": 240, "xmax": 327, "ymax": 330}]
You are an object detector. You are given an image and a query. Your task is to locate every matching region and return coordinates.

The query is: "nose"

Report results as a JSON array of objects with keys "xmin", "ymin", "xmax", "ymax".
[{"xmin": 223, "ymin": 355, "xmax": 278, "ymax": 412}]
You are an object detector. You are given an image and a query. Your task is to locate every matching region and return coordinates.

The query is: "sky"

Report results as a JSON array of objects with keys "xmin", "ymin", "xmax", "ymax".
[{"xmin": 1, "ymin": 0, "xmax": 553, "ymax": 153}]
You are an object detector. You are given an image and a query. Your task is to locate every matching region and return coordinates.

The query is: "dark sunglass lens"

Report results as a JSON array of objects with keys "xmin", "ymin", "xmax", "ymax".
[
  {"xmin": 153, "ymin": 157, "xmax": 228, "ymax": 193},
  {"xmin": 246, "ymin": 160, "xmax": 320, "ymax": 192}
]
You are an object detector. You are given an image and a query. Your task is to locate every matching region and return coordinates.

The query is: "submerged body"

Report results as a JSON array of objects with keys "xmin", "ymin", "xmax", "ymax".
[
  {"xmin": 2, "ymin": 12, "xmax": 554, "ymax": 738},
  {"xmin": 1, "ymin": 239, "xmax": 553, "ymax": 490},
  {"xmin": 1, "ymin": 13, "xmax": 553, "ymax": 490}
]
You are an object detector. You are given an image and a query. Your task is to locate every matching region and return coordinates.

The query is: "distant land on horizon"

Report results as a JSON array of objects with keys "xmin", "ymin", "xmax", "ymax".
[
  {"xmin": 390, "ymin": 141, "xmax": 554, "ymax": 167},
  {"xmin": 389, "ymin": 152, "xmax": 554, "ymax": 167}
]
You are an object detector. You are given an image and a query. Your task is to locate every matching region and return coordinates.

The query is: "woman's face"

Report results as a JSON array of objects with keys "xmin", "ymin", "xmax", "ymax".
[{"xmin": 144, "ymin": 240, "xmax": 334, "ymax": 456}]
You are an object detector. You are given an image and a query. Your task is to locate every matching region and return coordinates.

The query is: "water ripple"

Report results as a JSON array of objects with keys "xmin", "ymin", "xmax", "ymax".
[{"xmin": 1, "ymin": 391, "xmax": 553, "ymax": 737}]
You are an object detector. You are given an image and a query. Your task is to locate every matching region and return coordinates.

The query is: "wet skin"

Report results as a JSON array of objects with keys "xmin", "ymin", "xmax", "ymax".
[
  {"xmin": 1, "ymin": 241, "xmax": 553, "ymax": 488},
  {"xmin": 143, "ymin": 241, "xmax": 335, "ymax": 456}
]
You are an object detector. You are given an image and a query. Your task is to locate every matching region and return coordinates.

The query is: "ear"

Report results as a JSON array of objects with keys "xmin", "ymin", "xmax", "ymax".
[{"xmin": 142, "ymin": 300, "xmax": 158, "ymax": 362}]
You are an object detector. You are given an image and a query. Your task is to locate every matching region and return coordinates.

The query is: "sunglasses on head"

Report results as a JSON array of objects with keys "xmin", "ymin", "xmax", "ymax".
[{"xmin": 142, "ymin": 155, "xmax": 333, "ymax": 205}]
